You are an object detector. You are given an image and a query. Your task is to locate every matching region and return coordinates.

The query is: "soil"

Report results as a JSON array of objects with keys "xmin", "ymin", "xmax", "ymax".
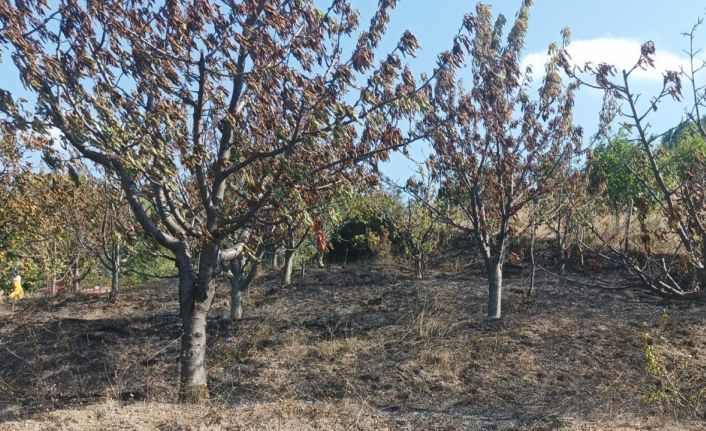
[{"xmin": 0, "ymin": 263, "xmax": 704, "ymax": 430}]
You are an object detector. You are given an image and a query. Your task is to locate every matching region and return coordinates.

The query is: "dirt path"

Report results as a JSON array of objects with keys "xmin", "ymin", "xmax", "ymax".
[{"xmin": 1, "ymin": 265, "xmax": 704, "ymax": 430}]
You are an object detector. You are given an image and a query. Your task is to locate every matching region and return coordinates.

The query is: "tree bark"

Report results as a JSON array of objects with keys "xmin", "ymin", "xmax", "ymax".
[
  {"xmin": 176, "ymin": 244, "xmax": 219, "ymax": 403},
  {"xmin": 230, "ymin": 258, "xmax": 245, "ymax": 321},
  {"xmin": 230, "ymin": 278, "xmax": 243, "ymax": 321},
  {"xmin": 109, "ymin": 244, "xmax": 121, "ymax": 298},
  {"xmin": 487, "ymin": 260, "xmax": 503, "ymax": 319},
  {"xmin": 228, "ymin": 252, "xmax": 261, "ymax": 321},
  {"xmin": 577, "ymin": 226, "xmax": 585, "ymax": 268},
  {"xmin": 50, "ymin": 240, "xmax": 57, "ymax": 295},
  {"xmin": 273, "ymin": 248, "xmax": 283, "ymax": 270},
  {"xmin": 282, "ymin": 249, "xmax": 295, "ymax": 286},
  {"xmin": 624, "ymin": 198, "xmax": 633, "ymax": 254},
  {"xmin": 415, "ymin": 252, "xmax": 423, "ymax": 279},
  {"xmin": 110, "ymin": 265, "xmax": 120, "ymax": 296},
  {"xmin": 71, "ymin": 260, "xmax": 80, "ymax": 293},
  {"xmin": 528, "ymin": 216, "xmax": 537, "ymax": 296},
  {"xmin": 556, "ymin": 215, "xmax": 566, "ymax": 275},
  {"xmin": 701, "ymin": 242, "xmax": 706, "ymax": 295},
  {"xmin": 317, "ymin": 251, "xmax": 325, "ymax": 268}
]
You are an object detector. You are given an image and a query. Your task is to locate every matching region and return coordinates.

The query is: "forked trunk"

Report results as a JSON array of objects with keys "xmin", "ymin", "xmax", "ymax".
[
  {"xmin": 177, "ymin": 244, "xmax": 219, "ymax": 403},
  {"xmin": 229, "ymin": 254, "xmax": 261, "ymax": 320},
  {"xmin": 487, "ymin": 260, "xmax": 503, "ymax": 319}
]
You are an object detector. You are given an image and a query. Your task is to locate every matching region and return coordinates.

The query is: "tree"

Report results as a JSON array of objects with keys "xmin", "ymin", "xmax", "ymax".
[
  {"xmin": 398, "ymin": 172, "xmax": 444, "ymax": 279},
  {"xmin": 0, "ymin": 99, "xmax": 47, "ymax": 287},
  {"xmin": 1, "ymin": 0, "xmax": 443, "ymax": 400},
  {"xmin": 327, "ymin": 187, "xmax": 403, "ymax": 263},
  {"xmin": 2, "ymin": 171, "xmax": 89, "ymax": 293},
  {"xmin": 281, "ymin": 216, "xmax": 309, "ymax": 286},
  {"xmin": 58, "ymin": 176, "xmax": 99, "ymax": 292},
  {"xmin": 530, "ymin": 165, "xmax": 589, "ymax": 281},
  {"xmin": 589, "ymin": 134, "xmax": 652, "ymax": 215},
  {"xmin": 226, "ymin": 231, "xmax": 263, "ymax": 321},
  {"xmin": 659, "ymin": 119, "xmax": 706, "ymax": 184},
  {"xmin": 423, "ymin": 0, "xmax": 582, "ymax": 318},
  {"xmin": 570, "ymin": 23, "xmax": 706, "ymax": 298},
  {"xmin": 93, "ymin": 178, "xmax": 139, "ymax": 297}
]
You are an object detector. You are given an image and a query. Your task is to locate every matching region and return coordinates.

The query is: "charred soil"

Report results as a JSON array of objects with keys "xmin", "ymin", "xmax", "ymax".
[{"xmin": 0, "ymin": 264, "xmax": 704, "ymax": 430}]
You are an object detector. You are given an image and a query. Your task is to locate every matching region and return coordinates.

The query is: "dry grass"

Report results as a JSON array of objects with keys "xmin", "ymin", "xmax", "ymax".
[{"xmin": 1, "ymin": 264, "xmax": 705, "ymax": 430}]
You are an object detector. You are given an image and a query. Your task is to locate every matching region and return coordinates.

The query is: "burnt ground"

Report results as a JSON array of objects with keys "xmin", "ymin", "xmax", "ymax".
[{"xmin": 0, "ymin": 263, "xmax": 705, "ymax": 430}]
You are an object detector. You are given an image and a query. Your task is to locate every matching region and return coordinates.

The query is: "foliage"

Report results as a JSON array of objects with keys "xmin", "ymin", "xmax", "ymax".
[
  {"xmin": 120, "ymin": 241, "xmax": 177, "ymax": 287},
  {"xmin": 0, "ymin": 171, "xmax": 80, "ymax": 291},
  {"xmin": 659, "ymin": 121, "xmax": 706, "ymax": 183},
  {"xmin": 422, "ymin": 0, "xmax": 582, "ymax": 317},
  {"xmin": 570, "ymin": 23, "xmax": 706, "ymax": 298},
  {"xmin": 0, "ymin": 0, "xmax": 453, "ymax": 399},
  {"xmin": 398, "ymin": 171, "xmax": 445, "ymax": 278},
  {"xmin": 327, "ymin": 188, "xmax": 404, "ymax": 262},
  {"xmin": 0, "ymin": 123, "xmax": 42, "ymax": 289},
  {"xmin": 639, "ymin": 310, "xmax": 706, "ymax": 412},
  {"xmin": 589, "ymin": 133, "xmax": 655, "ymax": 213}
]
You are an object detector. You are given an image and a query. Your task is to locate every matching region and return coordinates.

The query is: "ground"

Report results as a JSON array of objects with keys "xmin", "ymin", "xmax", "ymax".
[{"xmin": 0, "ymin": 263, "xmax": 704, "ymax": 430}]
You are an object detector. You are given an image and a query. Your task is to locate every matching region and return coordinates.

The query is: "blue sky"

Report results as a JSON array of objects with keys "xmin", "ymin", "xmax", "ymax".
[
  {"xmin": 2, "ymin": 1, "xmax": 705, "ymax": 181},
  {"xmin": 377, "ymin": 0, "xmax": 706, "ymax": 181}
]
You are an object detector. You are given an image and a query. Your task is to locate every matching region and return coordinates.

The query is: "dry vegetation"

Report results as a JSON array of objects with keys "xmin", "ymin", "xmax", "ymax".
[{"xmin": 1, "ymin": 262, "xmax": 705, "ymax": 430}]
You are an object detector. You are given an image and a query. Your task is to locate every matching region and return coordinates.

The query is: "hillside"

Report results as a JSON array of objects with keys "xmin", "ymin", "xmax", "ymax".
[{"xmin": 1, "ymin": 265, "xmax": 704, "ymax": 430}]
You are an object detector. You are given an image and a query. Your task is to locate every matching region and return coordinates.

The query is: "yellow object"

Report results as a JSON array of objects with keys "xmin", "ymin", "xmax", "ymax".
[{"xmin": 9, "ymin": 276, "xmax": 24, "ymax": 301}]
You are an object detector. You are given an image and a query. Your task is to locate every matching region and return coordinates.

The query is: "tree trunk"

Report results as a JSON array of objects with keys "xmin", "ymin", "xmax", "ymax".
[
  {"xmin": 230, "ymin": 258, "xmax": 245, "ymax": 321},
  {"xmin": 415, "ymin": 252, "xmax": 423, "ymax": 279},
  {"xmin": 69, "ymin": 259, "xmax": 79, "ymax": 293},
  {"xmin": 557, "ymin": 216, "xmax": 566, "ymax": 275},
  {"xmin": 699, "ymin": 243, "xmax": 706, "ymax": 300},
  {"xmin": 624, "ymin": 198, "xmax": 633, "ymax": 254},
  {"xmin": 317, "ymin": 251, "xmax": 325, "ymax": 268},
  {"xmin": 177, "ymin": 244, "xmax": 219, "ymax": 403},
  {"xmin": 110, "ymin": 244, "xmax": 121, "ymax": 298},
  {"xmin": 577, "ymin": 226, "xmax": 585, "ymax": 268},
  {"xmin": 230, "ymin": 278, "xmax": 243, "ymax": 321},
  {"xmin": 273, "ymin": 248, "xmax": 283, "ymax": 270},
  {"xmin": 528, "ymin": 216, "xmax": 537, "ymax": 296},
  {"xmin": 110, "ymin": 266, "xmax": 120, "ymax": 296},
  {"xmin": 282, "ymin": 249, "xmax": 295, "ymax": 286},
  {"xmin": 487, "ymin": 260, "xmax": 503, "ymax": 319},
  {"xmin": 229, "ymin": 254, "xmax": 261, "ymax": 321},
  {"xmin": 50, "ymin": 240, "xmax": 58, "ymax": 295},
  {"xmin": 72, "ymin": 263, "xmax": 80, "ymax": 293}
]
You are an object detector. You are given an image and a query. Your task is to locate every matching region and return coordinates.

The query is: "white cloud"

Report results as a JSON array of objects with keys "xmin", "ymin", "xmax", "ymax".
[{"xmin": 522, "ymin": 37, "xmax": 689, "ymax": 81}]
